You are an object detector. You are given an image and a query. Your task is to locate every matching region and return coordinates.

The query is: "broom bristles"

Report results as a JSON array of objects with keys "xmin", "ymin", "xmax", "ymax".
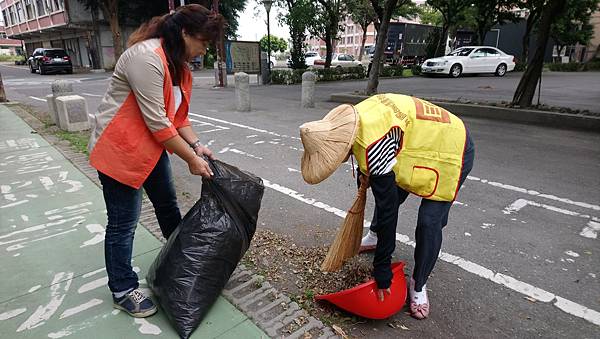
[{"xmin": 321, "ymin": 176, "xmax": 369, "ymax": 272}]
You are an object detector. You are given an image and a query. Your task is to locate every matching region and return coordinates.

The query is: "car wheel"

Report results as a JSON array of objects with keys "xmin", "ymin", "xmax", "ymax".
[
  {"xmin": 449, "ymin": 64, "xmax": 462, "ymax": 78},
  {"xmin": 66, "ymin": 68, "xmax": 73, "ymax": 74},
  {"xmin": 269, "ymin": 61, "xmax": 274, "ymax": 69},
  {"xmin": 39, "ymin": 65, "xmax": 47, "ymax": 75},
  {"xmin": 29, "ymin": 63, "xmax": 36, "ymax": 73},
  {"xmin": 335, "ymin": 65, "xmax": 342, "ymax": 69},
  {"xmin": 495, "ymin": 63, "xmax": 507, "ymax": 77}
]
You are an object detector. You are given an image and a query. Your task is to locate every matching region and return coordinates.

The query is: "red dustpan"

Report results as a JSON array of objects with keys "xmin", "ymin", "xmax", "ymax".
[{"xmin": 315, "ymin": 262, "xmax": 407, "ymax": 319}]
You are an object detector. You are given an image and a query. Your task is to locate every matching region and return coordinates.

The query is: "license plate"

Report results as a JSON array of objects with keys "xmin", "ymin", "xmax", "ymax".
[{"xmin": 53, "ymin": 58, "xmax": 63, "ymax": 62}]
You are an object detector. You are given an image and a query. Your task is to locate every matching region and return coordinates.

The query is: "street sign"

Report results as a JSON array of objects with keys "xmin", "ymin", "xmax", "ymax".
[{"xmin": 225, "ymin": 41, "xmax": 261, "ymax": 74}]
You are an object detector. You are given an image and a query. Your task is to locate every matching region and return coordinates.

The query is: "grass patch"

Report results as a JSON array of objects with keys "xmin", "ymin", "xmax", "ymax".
[
  {"xmin": 55, "ymin": 130, "xmax": 90, "ymax": 155},
  {"xmin": 402, "ymin": 68, "xmax": 414, "ymax": 77}
]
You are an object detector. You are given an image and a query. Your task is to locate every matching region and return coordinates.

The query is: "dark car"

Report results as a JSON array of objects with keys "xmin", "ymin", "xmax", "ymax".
[{"xmin": 28, "ymin": 48, "xmax": 73, "ymax": 75}]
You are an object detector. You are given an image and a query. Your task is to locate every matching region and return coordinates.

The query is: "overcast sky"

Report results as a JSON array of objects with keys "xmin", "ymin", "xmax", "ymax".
[{"xmin": 237, "ymin": 0, "xmax": 291, "ymax": 42}]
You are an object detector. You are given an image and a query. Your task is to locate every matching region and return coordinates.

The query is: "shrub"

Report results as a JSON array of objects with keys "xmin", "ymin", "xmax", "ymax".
[
  {"xmin": 379, "ymin": 64, "xmax": 404, "ymax": 77},
  {"xmin": 514, "ymin": 62, "xmax": 527, "ymax": 72},
  {"xmin": 411, "ymin": 64, "xmax": 422, "ymax": 75},
  {"xmin": 270, "ymin": 69, "xmax": 305, "ymax": 84},
  {"xmin": 584, "ymin": 61, "xmax": 600, "ymax": 71},
  {"xmin": 548, "ymin": 62, "xmax": 583, "ymax": 72},
  {"xmin": 270, "ymin": 66, "xmax": 366, "ymax": 84},
  {"xmin": 0, "ymin": 54, "xmax": 22, "ymax": 62}
]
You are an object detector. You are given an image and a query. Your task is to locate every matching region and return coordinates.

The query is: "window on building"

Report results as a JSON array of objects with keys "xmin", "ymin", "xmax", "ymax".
[
  {"xmin": 16, "ymin": 2, "xmax": 25, "ymax": 23},
  {"xmin": 45, "ymin": 0, "xmax": 53, "ymax": 12},
  {"xmin": 8, "ymin": 7, "xmax": 15, "ymax": 26},
  {"xmin": 25, "ymin": 0, "xmax": 34, "ymax": 20},
  {"xmin": 2, "ymin": 10, "xmax": 9, "ymax": 26},
  {"xmin": 52, "ymin": 0, "xmax": 63, "ymax": 11},
  {"xmin": 36, "ymin": 0, "xmax": 47, "ymax": 16},
  {"xmin": 0, "ymin": 32, "xmax": 7, "ymax": 39}
]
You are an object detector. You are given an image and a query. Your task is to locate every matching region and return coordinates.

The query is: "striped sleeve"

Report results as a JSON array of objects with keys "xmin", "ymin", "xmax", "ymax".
[{"xmin": 367, "ymin": 127, "xmax": 402, "ymax": 176}]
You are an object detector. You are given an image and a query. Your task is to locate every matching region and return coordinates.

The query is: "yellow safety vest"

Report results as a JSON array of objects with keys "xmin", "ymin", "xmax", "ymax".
[{"xmin": 352, "ymin": 94, "xmax": 467, "ymax": 202}]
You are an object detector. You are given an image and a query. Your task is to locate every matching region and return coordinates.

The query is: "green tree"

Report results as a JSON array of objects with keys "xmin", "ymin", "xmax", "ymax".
[
  {"xmin": 77, "ymin": 0, "xmax": 124, "ymax": 63},
  {"xmin": 347, "ymin": 0, "xmax": 377, "ymax": 61},
  {"xmin": 308, "ymin": 0, "xmax": 346, "ymax": 68},
  {"xmin": 512, "ymin": 0, "xmax": 567, "ymax": 107},
  {"xmin": 259, "ymin": 35, "xmax": 288, "ymax": 53},
  {"xmin": 277, "ymin": 0, "xmax": 317, "ymax": 69},
  {"xmin": 470, "ymin": 0, "xmax": 520, "ymax": 45},
  {"xmin": 417, "ymin": 4, "xmax": 443, "ymax": 26},
  {"xmin": 426, "ymin": 0, "xmax": 472, "ymax": 56},
  {"xmin": 550, "ymin": 0, "xmax": 598, "ymax": 62},
  {"xmin": 366, "ymin": 0, "xmax": 414, "ymax": 95}
]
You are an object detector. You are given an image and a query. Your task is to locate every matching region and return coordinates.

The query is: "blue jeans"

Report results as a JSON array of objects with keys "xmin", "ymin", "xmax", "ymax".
[{"xmin": 98, "ymin": 151, "xmax": 181, "ymax": 293}]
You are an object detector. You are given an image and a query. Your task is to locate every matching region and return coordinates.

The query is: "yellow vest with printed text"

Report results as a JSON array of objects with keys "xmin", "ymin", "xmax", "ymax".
[{"xmin": 352, "ymin": 94, "xmax": 467, "ymax": 202}]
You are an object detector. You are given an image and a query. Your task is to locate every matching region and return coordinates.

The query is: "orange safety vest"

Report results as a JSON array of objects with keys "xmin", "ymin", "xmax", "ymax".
[{"xmin": 89, "ymin": 39, "xmax": 192, "ymax": 188}]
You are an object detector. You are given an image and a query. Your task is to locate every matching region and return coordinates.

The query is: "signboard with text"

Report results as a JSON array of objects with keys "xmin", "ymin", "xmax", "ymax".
[{"xmin": 225, "ymin": 40, "xmax": 261, "ymax": 74}]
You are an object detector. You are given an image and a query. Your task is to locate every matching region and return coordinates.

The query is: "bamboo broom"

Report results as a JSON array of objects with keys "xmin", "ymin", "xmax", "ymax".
[{"xmin": 321, "ymin": 175, "xmax": 369, "ymax": 272}]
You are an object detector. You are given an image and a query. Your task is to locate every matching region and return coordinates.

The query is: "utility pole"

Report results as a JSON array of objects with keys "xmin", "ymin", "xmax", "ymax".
[
  {"xmin": 213, "ymin": 0, "xmax": 225, "ymax": 87},
  {"xmin": 0, "ymin": 71, "xmax": 7, "ymax": 102}
]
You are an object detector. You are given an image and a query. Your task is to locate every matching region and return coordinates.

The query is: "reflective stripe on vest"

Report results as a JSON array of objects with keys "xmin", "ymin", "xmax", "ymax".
[{"xmin": 352, "ymin": 94, "xmax": 467, "ymax": 201}]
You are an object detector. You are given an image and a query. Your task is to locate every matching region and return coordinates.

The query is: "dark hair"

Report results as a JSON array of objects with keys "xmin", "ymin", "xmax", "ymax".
[{"xmin": 127, "ymin": 4, "xmax": 225, "ymax": 84}]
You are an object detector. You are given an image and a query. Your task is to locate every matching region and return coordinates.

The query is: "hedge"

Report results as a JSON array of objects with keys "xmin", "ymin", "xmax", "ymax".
[
  {"xmin": 547, "ymin": 62, "xmax": 600, "ymax": 72},
  {"xmin": 270, "ymin": 64, "xmax": 411, "ymax": 85}
]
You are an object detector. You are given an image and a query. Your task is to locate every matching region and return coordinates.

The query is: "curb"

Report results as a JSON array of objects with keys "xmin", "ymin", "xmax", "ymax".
[
  {"xmin": 6, "ymin": 103, "xmax": 339, "ymax": 339},
  {"xmin": 330, "ymin": 93, "xmax": 600, "ymax": 132}
]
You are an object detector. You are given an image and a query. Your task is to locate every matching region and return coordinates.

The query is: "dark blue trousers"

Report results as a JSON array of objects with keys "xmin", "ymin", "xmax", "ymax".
[
  {"xmin": 369, "ymin": 132, "xmax": 475, "ymax": 291},
  {"xmin": 98, "ymin": 151, "xmax": 181, "ymax": 293}
]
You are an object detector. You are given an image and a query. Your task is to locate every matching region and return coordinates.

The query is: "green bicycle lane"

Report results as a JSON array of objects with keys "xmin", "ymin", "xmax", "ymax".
[{"xmin": 0, "ymin": 104, "xmax": 266, "ymax": 338}]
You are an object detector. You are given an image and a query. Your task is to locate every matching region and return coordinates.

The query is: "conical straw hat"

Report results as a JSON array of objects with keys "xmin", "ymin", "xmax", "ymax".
[{"xmin": 299, "ymin": 104, "xmax": 358, "ymax": 184}]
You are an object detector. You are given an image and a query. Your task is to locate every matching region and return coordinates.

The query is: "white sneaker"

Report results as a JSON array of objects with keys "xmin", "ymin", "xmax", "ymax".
[{"xmin": 359, "ymin": 230, "xmax": 377, "ymax": 252}]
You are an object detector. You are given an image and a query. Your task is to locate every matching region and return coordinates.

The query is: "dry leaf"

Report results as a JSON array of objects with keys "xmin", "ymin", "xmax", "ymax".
[
  {"xmin": 524, "ymin": 297, "xmax": 537, "ymax": 303},
  {"xmin": 332, "ymin": 325, "xmax": 349, "ymax": 339},
  {"xmin": 400, "ymin": 325, "xmax": 409, "ymax": 330}
]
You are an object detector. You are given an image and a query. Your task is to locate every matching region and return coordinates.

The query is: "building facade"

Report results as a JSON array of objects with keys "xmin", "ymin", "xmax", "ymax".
[
  {"xmin": 0, "ymin": 0, "xmax": 135, "ymax": 69},
  {"xmin": 0, "ymin": 24, "xmax": 23, "ymax": 55},
  {"xmin": 584, "ymin": 6, "xmax": 600, "ymax": 61}
]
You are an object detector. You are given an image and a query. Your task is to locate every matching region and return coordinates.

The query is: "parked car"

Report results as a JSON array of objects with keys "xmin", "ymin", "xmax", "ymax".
[
  {"xmin": 313, "ymin": 54, "xmax": 362, "ymax": 68},
  {"xmin": 286, "ymin": 52, "xmax": 322, "ymax": 68},
  {"xmin": 28, "ymin": 48, "xmax": 73, "ymax": 75},
  {"xmin": 421, "ymin": 46, "xmax": 515, "ymax": 78}
]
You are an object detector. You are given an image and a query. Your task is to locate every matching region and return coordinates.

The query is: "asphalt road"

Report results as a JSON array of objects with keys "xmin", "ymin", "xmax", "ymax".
[{"xmin": 2, "ymin": 64, "xmax": 600, "ymax": 338}]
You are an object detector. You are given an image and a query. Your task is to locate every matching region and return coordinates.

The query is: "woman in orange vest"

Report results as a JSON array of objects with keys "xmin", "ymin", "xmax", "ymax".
[
  {"xmin": 88, "ymin": 5, "xmax": 224, "ymax": 318},
  {"xmin": 300, "ymin": 94, "xmax": 475, "ymax": 320}
]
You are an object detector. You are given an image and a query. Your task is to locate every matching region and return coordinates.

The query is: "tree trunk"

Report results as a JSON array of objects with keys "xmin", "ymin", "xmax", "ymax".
[
  {"xmin": 0, "ymin": 72, "xmax": 7, "ymax": 102},
  {"xmin": 522, "ymin": 10, "xmax": 538, "ymax": 64},
  {"xmin": 101, "ymin": 1, "xmax": 123, "ymax": 64},
  {"xmin": 366, "ymin": 0, "xmax": 398, "ymax": 95},
  {"xmin": 512, "ymin": 0, "xmax": 566, "ymax": 108},
  {"xmin": 324, "ymin": 30, "xmax": 333, "ymax": 68},
  {"xmin": 435, "ymin": 24, "xmax": 449, "ymax": 57},
  {"xmin": 358, "ymin": 23, "xmax": 368, "ymax": 61}
]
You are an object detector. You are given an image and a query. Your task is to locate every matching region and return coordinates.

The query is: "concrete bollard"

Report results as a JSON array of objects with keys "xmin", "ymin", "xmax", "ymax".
[
  {"xmin": 48, "ymin": 80, "xmax": 74, "ymax": 126},
  {"xmin": 55, "ymin": 95, "xmax": 90, "ymax": 132},
  {"xmin": 235, "ymin": 72, "xmax": 251, "ymax": 112},
  {"xmin": 301, "ymin": 71, "xmax": 316, "ymax": 108}
]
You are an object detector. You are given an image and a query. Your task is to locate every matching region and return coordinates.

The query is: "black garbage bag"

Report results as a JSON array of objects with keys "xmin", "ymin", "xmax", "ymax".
[{"xmin": 147, "ymin": 159, "xmax": 264, "ymax": 339}]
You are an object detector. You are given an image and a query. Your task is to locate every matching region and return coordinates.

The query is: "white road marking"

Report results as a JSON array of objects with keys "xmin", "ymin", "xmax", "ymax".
[
  {"xmin": 0, "ymin": 308, "xmax": 27, "ymax": 320},
  {"xmin": 17, "ymin": 272, "xmax": 74, "ymax": 332},
  {"xmin": 261, "ymin": 177, "xmax": 600, "ymax": 327},
  {"xmin": 189, "ymin": 112, "xmax": 301, "ymax": 140},
  {"xmin": 28, "ymin": 96, "xmax": 47, "ymax": 102},
  {"xmin": 580, "ymin": 221, "xmax": 600, "ymax": 239},
  {"xmin": 82, "ymin": 268, "xmax": 105, "ymax": 278},
  {"xmin": 81, "ymin": 93, "xmax": 102, "ymax": 97},
  {"xmin": 469, "ymin": 176, "xmax": 600, "ymax": 211},
  {"xmin": 134, "ymin": 318, "xmax": 162, "ymax": 335},
  {"xmin": 77, "ymin": 276, "xmax": 108, "ymax": 294},
  {"xmin": 59, "ymin": 299, "xmax": 103, "ymax": 319},
  {"xmin": 503, "ymin": 199, "xmax": 598, "ymax": 220},
  {"xmin": 28, "ymin": 285, "xmax": 41, "ymax": 293},
  {"xmin": 218, "ymin": 147, "xmax": 263, "ymax": 160}
]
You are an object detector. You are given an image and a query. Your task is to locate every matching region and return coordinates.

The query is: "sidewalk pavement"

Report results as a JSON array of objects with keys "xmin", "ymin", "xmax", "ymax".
[{"xmin": 0, "ymin": 104, "xmax": 266, "ymax": 338}]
